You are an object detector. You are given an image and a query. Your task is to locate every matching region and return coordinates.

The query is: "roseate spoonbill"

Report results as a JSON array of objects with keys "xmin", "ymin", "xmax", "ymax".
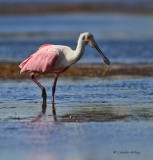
[{"xmin": 19, "ymin": 32, "xmax": 110, "ymax": 107}]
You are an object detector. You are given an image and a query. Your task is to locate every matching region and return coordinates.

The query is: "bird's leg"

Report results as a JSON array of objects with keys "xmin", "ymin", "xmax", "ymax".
[
  {"xmin": 30, "ymin": 73, "xmax": 47, "ymax": 105},
  {"xmin": 52, "ymin": 74, "xmax": 59, "ymax": 106}
]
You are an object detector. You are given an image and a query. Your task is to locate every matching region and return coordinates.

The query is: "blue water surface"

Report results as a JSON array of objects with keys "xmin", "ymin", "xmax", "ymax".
[{"xmin": 0, "ymin": 13, "xmax": 153, "ymax": 63}]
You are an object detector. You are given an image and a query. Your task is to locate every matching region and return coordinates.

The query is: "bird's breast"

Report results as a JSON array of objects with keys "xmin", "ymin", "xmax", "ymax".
[{"xmin": 53, "ymin": 46, "xmax": 75, "ymax": 69}]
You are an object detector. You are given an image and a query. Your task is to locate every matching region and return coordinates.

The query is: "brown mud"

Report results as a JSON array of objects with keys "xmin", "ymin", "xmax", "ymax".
[
  {"xmin": 1, "ymin": 62, "xmax": 153, "ymax": 78},
  {"xmin": 0, "ymin": 2, "xmax": 153, "ymax": 15}
]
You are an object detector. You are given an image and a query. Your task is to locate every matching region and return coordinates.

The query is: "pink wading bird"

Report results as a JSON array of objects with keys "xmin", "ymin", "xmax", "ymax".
[{"xmin": 19, "ymin": 32, "xmax": 110, "ymax": 108}]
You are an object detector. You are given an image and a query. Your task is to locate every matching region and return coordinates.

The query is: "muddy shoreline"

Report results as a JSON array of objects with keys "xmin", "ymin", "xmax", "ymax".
[
  {"xmin": 0, "ymin": 2, "xmax": 153, "ymax": 15},
  {"xmin": 1, "ymin": 62, "xmax": 153, "ymax": 78}
]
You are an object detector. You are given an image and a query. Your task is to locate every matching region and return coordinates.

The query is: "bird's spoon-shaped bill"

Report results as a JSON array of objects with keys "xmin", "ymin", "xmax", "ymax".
[
  {"xmin": 90, "ymin": 38, "xmax": 110, "ymax": 76},
  {"xmin": 91, "ymin": 39, "xmax": 110, "ymax": 65}
]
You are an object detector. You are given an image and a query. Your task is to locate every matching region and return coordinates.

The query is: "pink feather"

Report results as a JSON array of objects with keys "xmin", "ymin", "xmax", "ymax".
[
  {"xmin": 19, "ymin": 44, "xmax": 59, "ymax": 73},
  {"xmin": 39, "ymin": 44, "xmax": 52, "ymax": 50}
]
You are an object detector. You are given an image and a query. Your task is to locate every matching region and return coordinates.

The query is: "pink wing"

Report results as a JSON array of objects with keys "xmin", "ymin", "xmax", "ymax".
[
  {"xmin": 39, "ymin": 44, "xmax": 51, "ymax": 50},
  {"xmin": 19, "ymin": 44, "xmax": 59, "ymax": 73}
]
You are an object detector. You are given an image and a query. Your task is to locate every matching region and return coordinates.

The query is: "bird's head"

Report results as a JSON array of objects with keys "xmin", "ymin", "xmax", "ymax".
[{"xmin": 80, "ymin": 32, "xmax": 110, "ymax": 65}]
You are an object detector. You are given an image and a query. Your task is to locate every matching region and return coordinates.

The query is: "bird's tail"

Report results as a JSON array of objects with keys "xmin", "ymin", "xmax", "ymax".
[{"xmin": 19, "ymin": 56, "xmax": 32, "ymax": 73}]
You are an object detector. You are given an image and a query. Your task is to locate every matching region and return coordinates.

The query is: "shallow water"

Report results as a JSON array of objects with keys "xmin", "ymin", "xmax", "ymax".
[
  {"xmin": 0, "ymin": 13, "xmax": 153, "ymax": 63},
  {"xmin": 0, "ymin": 122, "xmax": 153, "ymax": 160},
  {"xmin": 0, "ymin": 76, "xmax": 153, "ymax": 159},
  {"xmin": 1, "ymin": 10, "xmax": 153, "ymax": 160},
  {"xmin": 1, "ymin": 76, "xmax": 153, "ymax": 122},
  {"xmin": 1, "ymin": 38, "xmax": 153, "ymax": 64}
]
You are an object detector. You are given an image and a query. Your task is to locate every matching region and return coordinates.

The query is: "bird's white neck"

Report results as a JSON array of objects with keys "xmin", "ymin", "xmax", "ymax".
[{"xmin": 73, "ymin": 37, "xmax": 86, "ymax": 63}]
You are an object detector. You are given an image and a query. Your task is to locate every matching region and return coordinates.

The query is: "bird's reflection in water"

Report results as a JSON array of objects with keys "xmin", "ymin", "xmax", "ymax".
[
  {"xmin": 42, "ymin": 102, "xmax": 47, "ymax": 114},
  {"xmin": 31, "ymin": 103, "xmax": 46, "ymax": 122},
  {"xmin": 32, "ymin": 102, "xmax": 57, "ymax": 122},
  {"xmin": 52, "ymin": 103, "xmax": 57, "ymax": 122}
]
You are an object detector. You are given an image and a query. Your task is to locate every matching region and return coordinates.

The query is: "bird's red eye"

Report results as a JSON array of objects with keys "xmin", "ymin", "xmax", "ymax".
[{"xmin": 87, "ymin": 35, "xmax": 93, "ymax": 41}]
